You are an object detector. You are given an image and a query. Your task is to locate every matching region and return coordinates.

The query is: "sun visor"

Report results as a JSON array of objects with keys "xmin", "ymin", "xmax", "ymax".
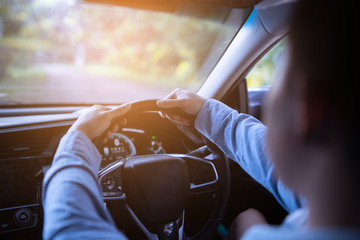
[
  {"xmin": 193, "ymin": 0, "xmax": 261, "ymax": 8},
  {"xmin": 84, "ymin": 0, "xmax": 179, "ymax": 12},
  {"xmin": 84, "ymin": 0, "xmax": 262, "ymax": 12}
]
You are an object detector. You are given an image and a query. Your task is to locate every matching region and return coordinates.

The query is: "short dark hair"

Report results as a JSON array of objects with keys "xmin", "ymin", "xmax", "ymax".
[
  {"xmin": 289, "ymin": 0, "xmax": 358, "ymax": 101},
  {"xmin": 288, "ymin": 0, "xmax": 359, "ymax": 169}
]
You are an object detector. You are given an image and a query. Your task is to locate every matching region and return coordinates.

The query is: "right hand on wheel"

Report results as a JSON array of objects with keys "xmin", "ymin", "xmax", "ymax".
[{"xmin": 156, "ymin": 88, "xmax": 207, "ymax": 126}]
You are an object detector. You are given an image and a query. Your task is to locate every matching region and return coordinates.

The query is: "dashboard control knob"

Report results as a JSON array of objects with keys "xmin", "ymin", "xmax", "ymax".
[{"xmin": 14, "ymin": 208, "xmax": 32, "ymax": 226}]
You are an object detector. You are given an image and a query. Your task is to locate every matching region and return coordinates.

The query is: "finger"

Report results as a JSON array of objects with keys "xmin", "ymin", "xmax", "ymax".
[
  {"xmin": 105, "ymin": 130, "xmax": 112, "ymax": 140},
  {"xmin": 157, "ymin": 99, "xmax": 184, "ymax": 109},
  {"xmin": 159, "ymin": 111, "xmax": 166, "ymax": 118},
  {"xmin": 119, "ymin": 118, "xmax": 127, "ymax": 125},
  {"xmin": 163, "ymin": 88, "xmax": 180, "ymax": 100},
  {"xmin": 177, "ymin": 118, "xmax": 191, "ymax": 126},
  {"xmin": 93, "ymin": 105, "xmax": 111, "ymax": 111},
  {"xmin": 108, "ymin": 103, "xmax": 131, "ymax": 118},
  {"xmin": 110, "ymin": 123, "xmax": 120, "ymax": 133},
  {"xmin": 101, "ymin": 106, "xmax": 112, "ymax": 111},
  {"xmin": 166, "ymin": 113, "xmax": 191, "ymax": 126},
  {"xmin": 182, "ymin": 118, "xmax": 190, "ymax": 127},
  {"xmin": 165, "ymin": 113, "xmax": 177, "ymax": 121},
  {"xmin": 92, "ymin": 134, "xmax": 105, "ymax": 148},
  {"xmin": 167, "ymin": 114, "xmax": 181, "ymax": 123},
  {"xmin": 99, "ymin": 131, "xmax": 112, "ymax": 145}
]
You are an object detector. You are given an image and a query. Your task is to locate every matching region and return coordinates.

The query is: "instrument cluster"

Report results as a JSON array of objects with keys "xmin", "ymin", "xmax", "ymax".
[{"xmin": 101, "ymin": 127, "xmax": 178, "ymax": 166}]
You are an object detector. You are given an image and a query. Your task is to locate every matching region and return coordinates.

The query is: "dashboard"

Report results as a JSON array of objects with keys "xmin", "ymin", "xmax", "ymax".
[{"xmin": 0, "ymin": 111, "xmax": 204, "ymax": 238}]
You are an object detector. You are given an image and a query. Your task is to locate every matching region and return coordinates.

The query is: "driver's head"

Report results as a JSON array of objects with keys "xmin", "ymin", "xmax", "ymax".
[{"xmin": 266, "ymin": 0, "xmax": 359, "ymax": 194}]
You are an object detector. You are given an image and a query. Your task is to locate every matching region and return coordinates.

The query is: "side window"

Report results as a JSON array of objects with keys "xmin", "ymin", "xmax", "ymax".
[
  {"xmin": 247, "ymin": 39, "xmax": 286, "ymax": 87},
  {"xmin": 245, "ymin": 39, "xmax": 286, "ymax": 120}
]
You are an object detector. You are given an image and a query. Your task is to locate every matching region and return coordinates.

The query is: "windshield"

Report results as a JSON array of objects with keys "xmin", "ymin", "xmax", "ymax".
[{"xmin": 0, "ymin": 0, "xmax": 250, "ymax": 105}]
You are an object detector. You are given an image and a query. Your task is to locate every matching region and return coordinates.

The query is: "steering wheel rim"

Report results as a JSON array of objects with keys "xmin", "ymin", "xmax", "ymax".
[
  {"xmin": 111, "ymin": 99, "xmax": 195, "ymax": 125},
  {"xmin": 101, "ymin": 99, "xmax": 230, "ymax": 239}
]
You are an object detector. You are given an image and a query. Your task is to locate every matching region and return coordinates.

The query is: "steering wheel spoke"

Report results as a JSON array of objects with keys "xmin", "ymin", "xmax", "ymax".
[
  {"xmin": 99, "ymin": 160, "xmax": 127, "ymax": 201},
  {"xmin": 173, "ymin": 155, "xmax": 220, "ymax": 194},
  {"xmin": 125, "ymin": 203, "xmax": 186, "ymax": 240}
]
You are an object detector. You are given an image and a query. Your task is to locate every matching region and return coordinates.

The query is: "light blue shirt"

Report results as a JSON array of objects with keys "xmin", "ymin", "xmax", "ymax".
[
  {"xmin": 42, "ymin": 130, "xmax": 127, "ymax": 240},
  {"xmin": 42, "ymin": 99, "xmax": 360, "ymax": 239},
  {"xmin": 195, "ymin": 99, "xmax": 304, "ymax": 213}
]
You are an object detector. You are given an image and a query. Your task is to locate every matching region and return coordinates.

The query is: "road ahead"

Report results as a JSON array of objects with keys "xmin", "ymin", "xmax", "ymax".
[{"xmin": 0, "ymin": 64, "xmax": 176, "ymax": 104}]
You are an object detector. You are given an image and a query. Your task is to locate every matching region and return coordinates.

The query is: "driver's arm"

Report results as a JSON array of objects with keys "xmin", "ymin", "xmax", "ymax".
[
  {"xmin": 42, "ymin": 105, "xmax": 130, "ymax": 240},
  {"xmin": 157, "ymin": 89, "xmax": 305, "ymax": 213},
  {"xmin": 195, "ymin": 99, "xmax": 304, "ymax": 213}
]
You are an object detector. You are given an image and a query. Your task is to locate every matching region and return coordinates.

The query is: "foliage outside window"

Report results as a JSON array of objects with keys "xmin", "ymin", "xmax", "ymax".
[
  {"xmin": 247, "ymin": 39, "xmax": 286, "ymax": 88},
  {"xmin": 0, "ymin": 0, "xmax": 249, "ymax": 104}
]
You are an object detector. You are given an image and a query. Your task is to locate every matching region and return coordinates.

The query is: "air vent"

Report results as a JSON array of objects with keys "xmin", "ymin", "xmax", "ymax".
[{"xmin": 0, "ymin": 128, "xmax": 56, "ymax": 160}]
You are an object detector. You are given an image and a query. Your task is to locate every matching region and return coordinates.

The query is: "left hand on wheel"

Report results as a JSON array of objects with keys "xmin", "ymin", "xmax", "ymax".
[{"xmin": 69, "ymin": 104, "xmax": 131, "ymax": 143}]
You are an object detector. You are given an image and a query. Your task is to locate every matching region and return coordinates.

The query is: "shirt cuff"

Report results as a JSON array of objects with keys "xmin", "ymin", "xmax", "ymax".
[
  {"xmin": 194, "ymin": 99, "xmax": 235, "ymax": 139},
  {"xmin": 194, "ymin": 99, "xmax": 212, "ymax": 132}
]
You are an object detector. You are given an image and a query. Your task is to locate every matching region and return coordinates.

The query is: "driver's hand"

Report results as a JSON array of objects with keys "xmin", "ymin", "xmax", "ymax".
[
  {"xmin": 157, "ymin": 89, "xmax": 207, "ymax": 126},
  {"xmin": 69, "ymin": 104, "xmax": 131, "ymax": 143}
]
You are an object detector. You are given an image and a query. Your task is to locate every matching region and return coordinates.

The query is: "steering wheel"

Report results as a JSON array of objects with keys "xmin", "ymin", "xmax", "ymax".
[{"xmin": 98, "ymin": 100, "xmax": 230, "ymax": 239}]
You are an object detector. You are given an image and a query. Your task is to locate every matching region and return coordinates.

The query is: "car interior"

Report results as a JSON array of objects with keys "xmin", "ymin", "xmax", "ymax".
[{"xmin": 0, "ymin": 0, "xmax": 294, "ymax": 239}]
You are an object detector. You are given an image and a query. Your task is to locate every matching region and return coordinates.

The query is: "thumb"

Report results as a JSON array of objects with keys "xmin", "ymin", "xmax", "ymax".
[
  {"xmin": 157, "ymin": 99, "xmax": 184, "ymax": 109},
  {"xmin": 109, "ymin": 103, "xmax": 131, "ymax": 118}
]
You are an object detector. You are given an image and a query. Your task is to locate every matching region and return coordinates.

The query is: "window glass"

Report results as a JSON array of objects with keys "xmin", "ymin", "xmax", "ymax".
[
  {"xmin": 0, "ymin": 0, "xmax": 251, "ymax": 105},
  {"xmin": 247, "ymin": 39, "xmax": 286, "ymax": 87}
]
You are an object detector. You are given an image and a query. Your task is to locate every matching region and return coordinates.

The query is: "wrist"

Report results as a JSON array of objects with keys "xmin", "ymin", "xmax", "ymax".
[
  {"xmin": 68, "ymin": 123, "xmax": 91, "ymax": 140},
  {"xmin": 194, "ymin": 98, "xmax": 207, "ymax": 117}
]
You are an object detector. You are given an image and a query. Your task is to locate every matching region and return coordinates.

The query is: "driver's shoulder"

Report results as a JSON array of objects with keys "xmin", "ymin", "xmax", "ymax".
[{"xmin": 242, "ymin": 208, "xmax": 360, "ymax": 240}]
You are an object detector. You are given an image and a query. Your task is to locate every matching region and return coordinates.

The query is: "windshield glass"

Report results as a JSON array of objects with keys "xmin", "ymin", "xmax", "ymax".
[{"xmin": 0, "ymin": 0, "xmax": 250, "ymax": 105}]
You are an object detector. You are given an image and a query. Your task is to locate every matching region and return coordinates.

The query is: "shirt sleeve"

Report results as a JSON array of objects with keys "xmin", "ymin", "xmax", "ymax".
[
  {"xmin": 195, "ymin": 99, "xmax": 304, "ymax": 212},
  {"xmin": 42, "ymin": 130, "xmax": 127, "ymax": 240}
]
